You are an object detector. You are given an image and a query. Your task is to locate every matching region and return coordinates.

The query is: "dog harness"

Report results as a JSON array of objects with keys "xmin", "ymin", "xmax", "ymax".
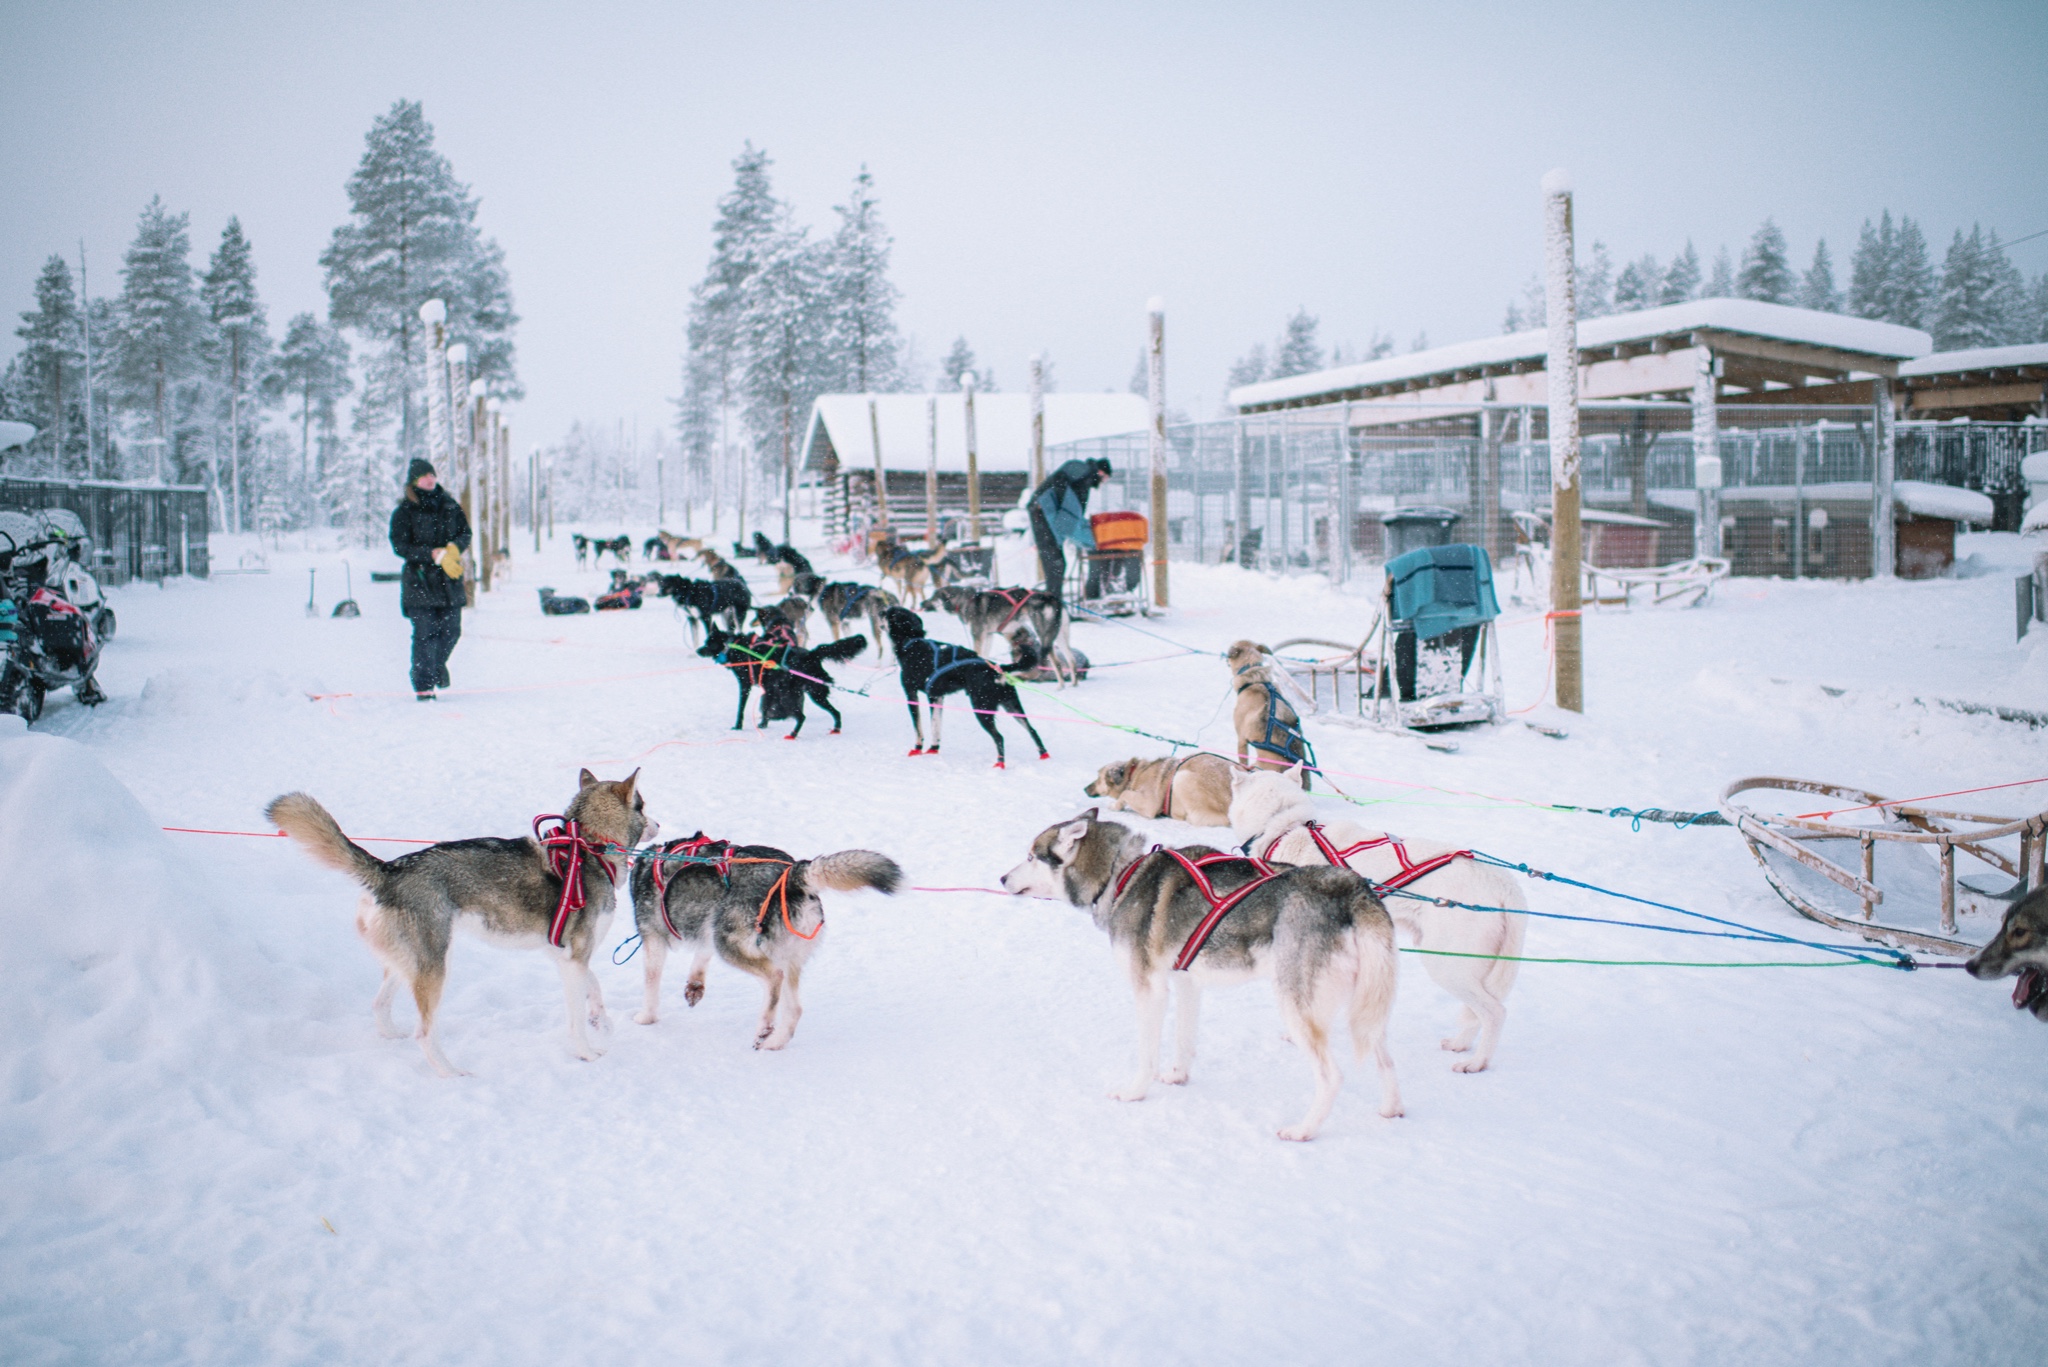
[
  {"xmin": 905, "ymin": 636, "xmax": 983, "ymax": 691},
  {"xmin": 1235, "ymin": 664, "xmax": 1315, "ymax": 770},
  {"xmin": 838, "ymin": 583, "xmax": 874, "ymax": 615},
  {"xmin": 533, "ymin": 814, "xmax": 620, "ymax": 948},
  {"xmin": 1111, "ymin": 846, "xmax": 1284, "ymax": 972},
  {"xmin": 1145, "ymin": 756, "xmax": 1187, "ymax": 820},
  {"xmin": 641, "ymin": 834, "xmax": 818, "ymax": 942},
  {"xmin": 716, "ymin": 636, "xmax": 783, "ymax": 687},
  {"xmin": 985, "ymin": 587, "xmax": 1037, "ymax": 635},
  {"xmin": 1265, "ymin": 821, "xmax": 1471, "ymax": 896}
]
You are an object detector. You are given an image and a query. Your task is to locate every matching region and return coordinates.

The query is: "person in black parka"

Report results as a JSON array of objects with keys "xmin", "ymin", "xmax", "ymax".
[{"xmin": 389, "ymin": 458, "xmax": 472, "ymax": 699}]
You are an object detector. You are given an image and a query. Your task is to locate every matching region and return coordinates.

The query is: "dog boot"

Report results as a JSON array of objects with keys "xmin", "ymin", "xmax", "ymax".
[{"xmin": 416, "ymin": 689, "xmax": 436, "ymax": 702}]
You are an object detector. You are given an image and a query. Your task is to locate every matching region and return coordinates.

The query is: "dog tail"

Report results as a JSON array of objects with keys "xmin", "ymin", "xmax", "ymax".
[
  {"xmin": 1346, "ymin": 889, "xmax": 1401, "ymax": 1062},
  {"xmin": 1485, "ymin": 874, "xmax": 1529, "ymax": 1001},
  {"xmin": 265, "ymin": 792, "xmax": 386, "ymax": 888},
  {"xmin": 804, "ymin": 850, "xmax": 903, "ymax": 896},
  {"xmin": 813, "ymin": 634, "xmax": 867, "ymax": 663}
]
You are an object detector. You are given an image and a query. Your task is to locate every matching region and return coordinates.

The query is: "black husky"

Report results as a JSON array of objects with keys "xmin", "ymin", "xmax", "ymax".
[
  {"xmin": 657, "ymin": 574, "xmax": 752, "ymax": 640},
  {"xmin": 881, "ymin": 606, "xmax": 1048, "ymax": 768},
  {"xmin": 698, "ymin": 626, "xmax": 865, "ymax": 738},
  {"xmin": 753, "ymin": 531, "xmax": 814, "ymax": 579}
]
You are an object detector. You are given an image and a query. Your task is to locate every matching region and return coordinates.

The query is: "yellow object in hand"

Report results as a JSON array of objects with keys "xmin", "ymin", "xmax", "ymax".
[{"xmin": 435, "ymin": 544, "xmax": 464, "ymax": 579}]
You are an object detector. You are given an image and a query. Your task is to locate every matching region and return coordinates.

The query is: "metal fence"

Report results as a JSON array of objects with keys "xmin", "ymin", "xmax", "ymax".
[
  {"xmin": 1048, "ymin": 403, "xmax": 2047, "ymax": 584},
  {"xmin": 0, "ymin": 477, "xmax": 212, "ymax": 583}
]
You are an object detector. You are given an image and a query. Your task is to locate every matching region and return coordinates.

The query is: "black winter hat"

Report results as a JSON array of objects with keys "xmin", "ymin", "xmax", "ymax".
[{"xmin": 406, "ymin": 458, "xmax": 437, "ymax": 485}]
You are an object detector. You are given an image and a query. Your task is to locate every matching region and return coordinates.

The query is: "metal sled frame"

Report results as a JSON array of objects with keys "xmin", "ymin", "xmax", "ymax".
[
  {"xmin": 1068, "ymin": 548, "xmax": 1154, "ymax": 618},
  {"xmin": 1583, "ymin": 556, "xmax": 1731, "ymax": 610},
  {"xmin": 1721, "ymin": 776, "xmax": 2048, "ymax": 956}
]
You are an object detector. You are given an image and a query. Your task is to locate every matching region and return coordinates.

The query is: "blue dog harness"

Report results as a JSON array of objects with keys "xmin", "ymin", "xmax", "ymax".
[
  {"xmin": 907, "ymin": 637, "xmax": 982, "ymax": 690},
  {"xmin": 1236, "ymin": 664, "xmax": 1314, "ymax": 769}
]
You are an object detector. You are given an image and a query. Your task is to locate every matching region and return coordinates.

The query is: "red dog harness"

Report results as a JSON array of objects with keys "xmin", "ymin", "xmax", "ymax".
[
  {"xmin": 986, "ymin": 587, "xmax": 1037, "ymax": 635},
  {"xmin": 1112, "ymin": 846, "xmax": 1284, "ymax": 972},
  {"xmin": 1266, "ymin": 821, "xmax": 1471, "ymax": 895},
  {"xmin": 533, "ymin": 814, "xmax": 619, "ymax": 947},
  {"xmin": 642, "ymin": 835, "xmax": 817, "ymax": 943}
]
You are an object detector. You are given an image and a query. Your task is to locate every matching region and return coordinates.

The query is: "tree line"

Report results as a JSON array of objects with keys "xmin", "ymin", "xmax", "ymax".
[{"xmin": 1, "ymin": 100, "xmax": 517, "ymax": 543}]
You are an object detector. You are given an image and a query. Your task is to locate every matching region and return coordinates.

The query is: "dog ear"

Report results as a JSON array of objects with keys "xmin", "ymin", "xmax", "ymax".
[
  {"xmin": 615, "ymin": 768, "xmax": 640, "ymax": 801},
  {"xmin": 1053, "ymin": 815, "xmax": 1094, "ymax": 857},
  {"xmin": 578, "ymin": 767, "xmax": 598, "ymax": 789}
]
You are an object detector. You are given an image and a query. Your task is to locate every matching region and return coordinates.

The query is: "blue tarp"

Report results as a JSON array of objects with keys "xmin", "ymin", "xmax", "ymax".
[{"xmin": 1386, "ymin": 544, "xmax": 1499, "ymax": 640}]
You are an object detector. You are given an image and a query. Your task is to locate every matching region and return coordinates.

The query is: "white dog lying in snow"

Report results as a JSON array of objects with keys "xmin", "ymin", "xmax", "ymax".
[{"xmin": 1228, "ymin": 764, "xmax": 1529, "ymax": 1072}]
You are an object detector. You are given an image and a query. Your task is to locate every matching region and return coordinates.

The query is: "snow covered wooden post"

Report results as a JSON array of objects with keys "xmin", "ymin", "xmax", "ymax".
[
  {"xmin": 1691, "ymin": 354, "xmax": 1723, "ymax": 559},
  {"xmin": 868, "ymin": 397, "xmax": 890, "ymax": 532},
  {"xmin": 1147, "ymin": 298, "xmax": 1169, "ymax": 608},
  {"xmin": 531, "ymin": 449, "xmax": 541, "ymax": 554},
  {"xmin": 1030, "ymin": 354, "xmax": 1047, "ymax": 488},
  {"xmin": 1541, "ymin": 169, "xmax": 1584, "ymax": 713},
  {"xmin": 418, "ymin": 300, "xmax": 449, "ymax": 472},
  {"xmin": 925, "ymin": 394, "xmax": 939, "ymax": 544},
  {"xmin": 962, "ymin": 373, "xmax": 982, "ymax": 542},
  {"xmin": 1871, "ymin": 377, "xmax": 1897, "ymax": 578}
]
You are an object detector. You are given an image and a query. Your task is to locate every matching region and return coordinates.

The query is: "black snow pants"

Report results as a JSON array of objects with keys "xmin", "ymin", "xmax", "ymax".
[
  {"xmin": 409, "ymin": 606, "xmax": 462, "ymax": 693},
  {"xmin": 1030, "ymin": 505, "xmax": 1066, "ymax": 604}
]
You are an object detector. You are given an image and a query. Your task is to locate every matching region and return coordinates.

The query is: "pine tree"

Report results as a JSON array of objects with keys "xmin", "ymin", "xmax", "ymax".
[
  {"xmin": 1892, "ymin": 217, "xmax": 1936, "ymax": 329},
  {"xmin": 277, "ymin": 313, "xmax": 352, "ymax": 491},
  {"xmin": 1612, "ymin": 254, "xmax": 1662, "ymax": 313},
  {"xmin": 1226, "ymin": 342, "xmax": 1268, "ymax": 389},
  {"xmin": 1935, "ymin": 225, "xmax": 2029, "ymax": 349},
  {"xmin": 1660, "ymin": 242, "xmax": 1701, "ymax": 304},
  {"xmin": 1408, "ymin": 330, "xmax": 1430, "ymax": 353},
  {"xmin": 1706, "ymin": 246, "xmax": 1735, "ymax": 298},
  {"xmin": 1366, "ymin": 329, "xmax": 1395, "ymax": 359},
  {"xmin": 1272, "ymin": 309, "xmax": 1323, "ymax": 378},
  {"xmin": 680, "ymin": 145, "xmax": 784, "ymax": 491},
  {"xmin": 1848, "ymin": 212, "xmax": 1895, "ymax": 320},
  {"xmin": 114, "ymin": 196, "xmax": 205, "ymax": 481},
  {"xmin": 1736, "ymin": 220, "xmax": 1793, "ymax": 304},
  {"xmin": 944, "ymin": 336, "xmax": 982, "ymax": 391},
  {"xmin": 737, "ymin": 220, "xmax": 829, "ymax": 537},
  {"xmin": 201, "ymin": 217, "xmax": 274, "ymax": 532},
  {"xmin": 14, "ymin": 254, "xmax": 84, "ymax": 473},
  {"xmin": 1128, "ymin": 350, "xmax": 1147, "ymax": 396},
  {"xmin": 823, "ymin": 167, "xmax": 902, "ymax": 393},
  {"xmin": 1798, "ymin": 239, "xmax": 1841, "ymax": 313},
  {"xmin": 321, "ymin": 100, "xmax": 519, "ymax": 460},
  {"xmin": 1577, "ymin": 242, "xmax": 1614, "ymax": 318},
  {"xmin": 1501, "ymin": 301, "xmax": 1524, "ymax": 334},
  {"xmin": 2028, "ymin": 274, "xmax": 2048, "ymax": 344}
]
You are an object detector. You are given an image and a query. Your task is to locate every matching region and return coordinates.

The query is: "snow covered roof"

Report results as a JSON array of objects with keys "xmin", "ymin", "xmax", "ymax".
[
  {"xmin": 803, "ymin": 393, "xmax": 1149, "ymax": 474},
  {"xmin": 1230, "ymin": 299, "xmax": 1933, "ymax": 411},
  {"xmin": 1894, "ymin": 480, "xmax": 1995, "ymax": 525},
  {"xmin": 1898, "ymin": 343, "xmax": 2048, "ymax": 377}
]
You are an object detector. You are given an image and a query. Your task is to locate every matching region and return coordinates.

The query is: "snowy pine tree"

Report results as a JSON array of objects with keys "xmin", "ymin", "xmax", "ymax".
[
  {"xmin": 1660, "ymin": 242, "xmax": 1700, "ymax": 304},
  {"xmin": 1706, "ymin": 246, "xmax": 1735, "ymax": 298},
  {"xmin": 1366, "ymin": 329, "xmax": 1395, "ymax": 359},
  {"xmin": 1798, "ymin": 239, "xmax": 1841, "ymax": 313},
  {"xmin": 277, "ymin": 313, "xmax": 352, "ymax": 497},
  {"xmin": 321, "ymin": 100, "xmax": 519, "ymax": 462},
  {"xmin": 1577, "ymin": 242, "xmax": 1614, "ymax": 318},
  {"xmin": 1848, "ymin": 212, "xmax": 1895, "ymax": 321},
  {"xmin": 737, "ymin": 220, "xmax": 830, "ymax": 535},
  {"xmin": 2028, "ymin": 275, "xmax": 2048, "ymax": 344},
  {"xmin": 1935, "ymin": 225, "xmax": 2028, "ymax": 349},
  {"xmin": 13, "ymin": 255, "xmax": 84, "ymax": 473},
  {"xmin": 1271, "ymin": 309, "xmax": 1323, "ymax": 378},
  {"xmin": 1226, "ymin": 343, "xmax": 1267, "ymax": 390},
  {"xmin": 1892, "ymin": 217, "xmax": 1936, "ymax": 329},
  {"xmin": 944, "ymin": 337, "xmax": 986, "ymax": 391},
  {"xmin": 114, "ymin": 196, "xmax": 206, "ymax": 482},
  {"xmin": 1612, "ymin": 254, "xmax": 1662, "ymax": 313},
  {"xmin": 1502, "ymin": 301, "xmax": 1524, "ymax": 333},
  {"xmin": 679, "ymin": 145, "xmax": 785, "ymax": 501},
  {"xmin": 1737, "ymin": 220, "xmax": 1794, "ymax": 304},
  {"xmin": 201, "ymin": 217, "xmax": 275, "ymax": 532},
  {"xmin": 823, "ymin": 167, "xmax": 902, "ymax": 393}
]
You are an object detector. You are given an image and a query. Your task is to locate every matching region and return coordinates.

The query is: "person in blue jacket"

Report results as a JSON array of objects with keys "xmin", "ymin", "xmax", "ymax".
[{"xmin": 1028, "ymin": 457, "xmax": 1112, "ymax": 603}]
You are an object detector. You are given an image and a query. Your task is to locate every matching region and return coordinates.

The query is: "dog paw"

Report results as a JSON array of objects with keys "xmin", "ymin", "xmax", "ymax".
[
  {"xmin": 906, "ymin": 746, "xmax": 924, "ymax": 756},
  {"xmin": 993, "ymin": 759, "xmax": 1006, "ymax": 770},
  {"xmin": 755, "ymin": 1032, "xmax": 792, "ymax": 1051},
  {"xmin": 1451, "ymin": 1058, "xmax": 1489, "ymax": 1074},
  {"xmin": 783, "ymin": 734, "xmax": 799, "ymax": 741},
  {"xmin": 683, "ymin": 984, "xmax": 705, "ymax": 1007},
  {"xmin": 1037, "ymin": 751, "xmax": 1050, "ymax": 760},
  {"xmin": 1379, "ymin": 1102, "xmax": 1406, "ymax": 1118},
  {"xmin": 1440, "ymin": 1037, "xmax": 1473, "ymax": 1052},
  {"xmin": 1276, "ymin": 1125, "xmax": 1317, "ymax": 1142},
  {"xmin": 633, "ymin": 1009, "xmax": 658, "ymax": 1026},
  {"xmin": 1109, "ymin": 1084, "xmax": 1150, "ymax": 1103},
  {"xmin": 829, "ymin": 728, "xmax": 840, "ymax": 735},
  {"xmin": 376, "ymin": 1022, "xmax": 409, "ymax": 1039},
  {"xmin": 1157, "ymin": 1067, "xmax": 1189, "ymax": 1085}
]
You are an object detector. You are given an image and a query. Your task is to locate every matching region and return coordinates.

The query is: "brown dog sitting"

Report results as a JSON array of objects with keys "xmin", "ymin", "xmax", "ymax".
[{"xmin": 1226, "ymin": 640, "xmax": 1311, "ymax": 788}]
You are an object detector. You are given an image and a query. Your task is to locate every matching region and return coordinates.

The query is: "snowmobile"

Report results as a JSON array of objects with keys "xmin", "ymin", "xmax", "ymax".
[{"xmin": 0, "ymin": 510, "xmax": 108, "ymax": 722}]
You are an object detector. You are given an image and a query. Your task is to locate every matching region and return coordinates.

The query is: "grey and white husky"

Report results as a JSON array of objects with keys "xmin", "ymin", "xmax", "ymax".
[
  {"xmin": 999, "ymin": 809, "xmax": 1403, "ymax": 1141},
  {"xmin": 1967, "ymin": 883, "xmax": 2048, "ymax": 1021},
  {"xmin": 629, "ymin": 837, "xmax": 901, "ymax": 1048},
  {"xmin": 1229, "ymin": 765, "xmax": 1528, "ymax": 1072},
  {"xmin": 265, "ymin": 769, "xmax": 652, "ymax": 1076}
]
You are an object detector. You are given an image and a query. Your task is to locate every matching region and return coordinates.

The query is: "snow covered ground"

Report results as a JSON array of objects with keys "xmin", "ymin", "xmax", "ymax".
[{"xmin": 4, "ymin": 521, "xmax": 2046, "ymax": 1364}]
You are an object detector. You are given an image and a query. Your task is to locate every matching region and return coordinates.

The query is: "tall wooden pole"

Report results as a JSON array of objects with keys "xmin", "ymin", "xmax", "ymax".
[
  {"xmin": 925, "ymin": 394, "xmax": 938, "ymax": 545},
  {"xmin": 531, "ymin": 449, "xmax": 541, "ymax": 554},
  {"xmin": 1541, "ymin": 170, "xmax": 1583, "ymax": 712},
  {"xmin": 1147, "ymin": 298, "xmax": 1169, "ymax": 609},
  {"xmin": 962, "ymin": 373, "xmax": 981, "ymax": 543},
  {"xmin": 1871, "ymin": 376, "xmax": 1897, "ymax": 578},
  {"xmin": 869, "ymin": 396, "xmax": 890, "ymax": 532},
  {"xmin": 1029, "ymin": 354, "xmax": 1046, "ymax": 488}
]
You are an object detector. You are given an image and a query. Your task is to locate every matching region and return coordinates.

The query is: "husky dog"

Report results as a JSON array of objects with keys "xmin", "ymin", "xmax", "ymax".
[
  {"xmin": 930, "ymin": 584, "xmax": 1075, "ymax": 686},
  {"xmin": 591, "ymin": 534, "xmax": 632, "ymax": 564},
  {"xmin": 698, "ymin": 625, "xmax": 865, "ymax": 737},
  {"xmin": 751, "ymin": 596, "xmax": 812, "ymax": 646},
  {"xmin": 1230, "ymin": 764, "xmax": 1527, "ymax": 1071},
  {"xmin": 1967, "ymin": 884, "xmax": 2048, "ymax": 1021},
  {"xmin": 571, "ymin": 532, "xmax": 591, "ymax": 568},
  {"xmin": 630, "ymin": 836, "xmax": 901, "ymax": 1047},
  {"xmin": 874, "ymin": 535, "xmax": 949, "ymax": 604},
  {"xmin": 697, "ymin": 547, "xmax": 743, "ymax": 581},
  {"xmin": 656, "ymin": 574, "xmax": 752, "ymax": 640},
  {"xmin": 536, "ymin": 586, "xmax": 590, "ymax": 616},
  {"xmin": 1000, "ymin": 809, "xmax": 1402, "ymax": 1140},
  {"xmin": 1085, "ymin": 753, "xmax": 1235, "ymax": 824},
  {"xmin": 265, "ymin": 770, "xmax": 652, "ymax": 1076},
  {"xmin": 1226, "ymin": 640, "xmax": 1310, "ymax": 786},
  {"xmin": 882, "ymin": 606, "xmax": 1049, "ymax": 767},
  {"xmin": 817, "ymin": 581, "xmax": 898, "ymax": 658},
  {"xmin": 643, "ymin": 531, "xmax": 703, "ymax": 562}
]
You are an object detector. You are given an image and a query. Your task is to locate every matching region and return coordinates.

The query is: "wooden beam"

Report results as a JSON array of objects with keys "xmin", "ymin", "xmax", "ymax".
[
  {"xmin": 1693, "ymin": 328, "xmax": 1894, "ymax": 378},
  {"xmin": 1904, "ymin": 380, "xmax": 2048, "ymax": 412}
]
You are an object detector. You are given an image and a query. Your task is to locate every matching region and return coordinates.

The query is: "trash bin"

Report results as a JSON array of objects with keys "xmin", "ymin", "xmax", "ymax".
[{"xmin": 1380, "ymin": 506, "xmax": 1461, "ymax": 559}]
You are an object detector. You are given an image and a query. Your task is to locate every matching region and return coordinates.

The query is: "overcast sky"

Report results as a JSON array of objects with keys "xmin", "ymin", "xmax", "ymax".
[{"xmin": 4, "ymin": 0, "xmax": 2045, "ymax": 452}]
